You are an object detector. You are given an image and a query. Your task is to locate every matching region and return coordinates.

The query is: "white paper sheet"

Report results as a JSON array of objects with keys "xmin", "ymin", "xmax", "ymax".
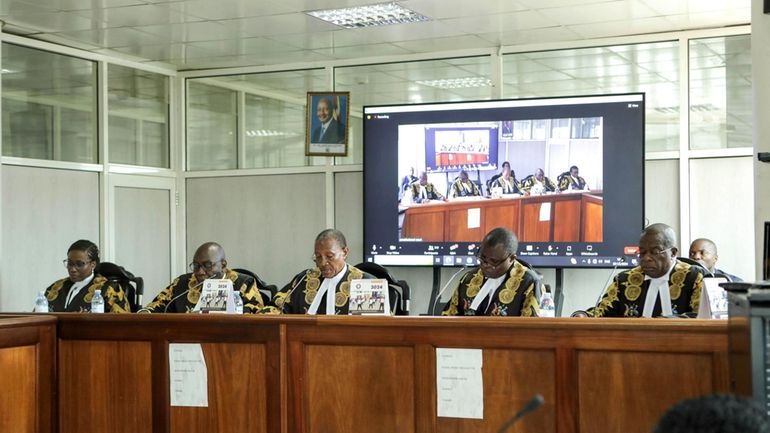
[
  {"xmin": 539, "ymin": 202, "xmax": 551, "ymax": 222},
  {"xmin": 467, "ymin": 208, "xmax": 481, "ymax": 229},
  {"xmin": 436, "ymin": 348, "xmax": 483, "ymax": 419},
  {"xmin": 169, "ymin": 343, "xmax": 208, "ymax": 407},
  {"xmin": 697, "ymin": 277, "xmax": 729, "ymax": 319}
]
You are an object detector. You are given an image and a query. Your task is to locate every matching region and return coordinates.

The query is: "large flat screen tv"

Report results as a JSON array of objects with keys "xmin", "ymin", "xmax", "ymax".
[{"xmin": 363, "ymin": 94, "xmax": 645, "ymax": 269}]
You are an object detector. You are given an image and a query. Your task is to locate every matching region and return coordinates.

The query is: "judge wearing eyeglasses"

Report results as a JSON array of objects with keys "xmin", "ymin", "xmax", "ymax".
[
  {"xmin": 268, "ymin": 229, "xmax": 364, "ymax": 314},
  {"xmin": 442, "ymin": 227, "xmax": 541, "ymax": 317},
  {"xmin": 143, "ymin": 242, "xmax": 264, "ymax": 313},
  {"xmin": 42, "ymin": 239, "xmax": 130, "ymax": 313}
]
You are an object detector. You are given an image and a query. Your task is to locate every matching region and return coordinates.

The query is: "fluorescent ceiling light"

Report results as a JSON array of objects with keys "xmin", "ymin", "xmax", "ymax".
[
  {"xmin": 306, "ymin": 2, "xmax": 429, "ymax": 29},
  {"xmin": 417, "ymin": 77, "xmax": 492, "ymax": 89}
]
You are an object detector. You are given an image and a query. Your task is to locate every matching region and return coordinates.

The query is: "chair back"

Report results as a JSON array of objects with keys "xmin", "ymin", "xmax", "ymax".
[
  {"xmin": 95, "ymin": 262, "xmax": 144, "ymax": 312},
  {"xmin": 233, "ymin": 268, "xmax": 277, "ymax": 306},
  {"xmin": 354, "ymin": 262, "xmax": 410, "ymax": 315}
]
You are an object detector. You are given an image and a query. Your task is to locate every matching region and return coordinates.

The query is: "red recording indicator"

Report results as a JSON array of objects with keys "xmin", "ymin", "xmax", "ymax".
[{"xmin": 624, "ymin": 246, "xmax": 639, "ymax": 255}]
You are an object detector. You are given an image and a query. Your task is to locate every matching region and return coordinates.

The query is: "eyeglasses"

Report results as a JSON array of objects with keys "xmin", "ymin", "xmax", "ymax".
[
  {"xmin": 63, "ymin": 259, "xmax": 92, "ymax": 270},
  {"xmin": 311, "ymin": 251, "xmax": 343, "ymax": 264},
  {"xmin": 638, "ymin": 248, "xmax": 672, "ymax": 258},
  {"xmin": 188, "ymin": 261, "xmax": 220, "ymax": 272},
  {"xmin": 476, "ymin": 253, "xmax": 511, "ymax": 268}
]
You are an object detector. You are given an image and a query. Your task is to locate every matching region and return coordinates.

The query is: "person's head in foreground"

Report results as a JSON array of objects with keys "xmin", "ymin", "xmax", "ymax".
[{"xmin": 653, "ymin": 393, "xmax": 770, "ymax": 433}]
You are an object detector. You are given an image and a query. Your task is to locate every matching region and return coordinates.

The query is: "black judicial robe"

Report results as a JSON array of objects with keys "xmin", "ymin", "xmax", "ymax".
[
  {"xmin": 269, "ymin": 264, "xmax": 403, "ymax": 315},
  {"xmin": 145, "ymin": 269, "xmax": 264, "ymax": 313},
  {"xmin": 490, "ymin": 176, "xmax": 522, "ymax": 194},
  {"xmin": 558, "ymin": 174, "xmax": 587, "ymax": 191},
  {"xmin": 450, "ymin": 179, "xmax": 481, "ymax": 198},
  {"xmin": 44, "ymin": 275, "xmax": 130, "ymax": 313},
  {"xmin": 442, "ymin": 261, "xmax": 540, "ymax": 317},
  {"xmin": 411, "ymin": 182, "xmax": 444, "ymax": 203},
  {"xmin": 588, "ymin": 260, "xmax": 706, "ymax": 318},
  {"xmin": 521, "ymin": 175, "xmax": 557, "ymax": 193}
]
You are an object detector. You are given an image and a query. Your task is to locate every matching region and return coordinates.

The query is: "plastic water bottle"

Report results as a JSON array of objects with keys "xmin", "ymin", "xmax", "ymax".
[
  {"xmin": 233, "ymin": 291, "xmax": 243, "ymax": 314},
  {"xmin": 91, "ymin": 289, "xmax": 105, "ymax": 313},
  {"xmin": 34, "ymin": 291, "xmax": 49, "ymax": 313},
  {"xmin": 539, "ymin": 292, "xmax": 555, "ymax": 318}
]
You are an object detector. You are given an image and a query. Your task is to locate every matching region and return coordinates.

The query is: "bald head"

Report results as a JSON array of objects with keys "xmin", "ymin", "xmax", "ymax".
[
  {"xmin": 194, "ymin": 242, "xmax": 226, "ymax": 262},
  {"xmin": 191, "ymin": 242, "xmax": 227, "ymax": 280},
  {"xmin": 639, "ymin": 223, "xmax": 678, "ymax": 278},
  {"xmin": 642, "ymin": 223, "xmax": 677, "ymax": 249}
]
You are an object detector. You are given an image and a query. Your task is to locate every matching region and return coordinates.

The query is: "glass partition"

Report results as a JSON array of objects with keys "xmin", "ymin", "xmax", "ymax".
[
  {"xmin": 689, "ymin": 35, "xmax": 752, "ymax": 150},
  {"xmin": 108, "ymin": 64, "xmax": 170, "ymax": 167},
  {"xmin": 2, "ymin": 43, "xmax": 97, "ymax": 162},
  {"xmin": 503, "ymin": 42, "xmax": 680, "ymax": 152},
  {"xmin": 334, "ymin": 56, "xmax": 493, "ymax": 164}
]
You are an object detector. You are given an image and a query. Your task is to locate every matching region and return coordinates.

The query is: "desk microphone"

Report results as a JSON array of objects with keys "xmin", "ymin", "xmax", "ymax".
[
  {"xmin": 430, "ymin": 266, "xmax": 468, "ymax": 315},
  {"xmin": 496, "ymin": 394, "xmax": 544, "ymax": 433},
  {"xmin": 279, "ymin": 271, "xmax": 309, "ymax": 314},
  {"xmin": 162, "ymin": 271, "xmax": 222, "ymax": 313},
  {"xmin": 594, "ymin": 257, "xmax": 626, "ymax": 309}
]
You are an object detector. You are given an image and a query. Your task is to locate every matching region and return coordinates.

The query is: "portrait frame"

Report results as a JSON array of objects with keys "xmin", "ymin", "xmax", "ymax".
[{"xmin": 305, "ymin": 91, "xmax": 350, "ymax": 157}]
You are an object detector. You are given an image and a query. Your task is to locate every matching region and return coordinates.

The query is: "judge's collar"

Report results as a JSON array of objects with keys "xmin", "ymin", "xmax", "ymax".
[{"xmin": 644, "ymin": 262, "xmax": 677, "ymax": 282}]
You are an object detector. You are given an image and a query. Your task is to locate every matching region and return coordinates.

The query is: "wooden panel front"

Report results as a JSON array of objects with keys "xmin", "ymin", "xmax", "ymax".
[
  {"xmin": 553, "ymin": 199, "xmax": 580, "ymax": 242},
  {"xmin": 484, "ymin": 201, "xmax": 520, "ymax": 235},
  {"xmin": 436, "ymin": 348, "xmax": 555, "ymax": 433},
  {"xmin": 0, "ymin": 345, "xmax": 37, "ymax": 433},
  {"xmin": 304, "ymin": 344, "xmax": 415, "ymax": 433},
  {"xmin": 521, "ymin": 201, "xmax": 551, "ymax": 241},
  {"xmin": 447, "ymin": 206, "xmax": 484, "ymax": 242},
  {"xmin": 402, "ymin": 205, "xmax": 445, "ymax": 241},
  {"xmin": 578, "ymin": 351, "xmax": 719, "ymax": 433},
  {"xmin": 0, "ymin": 315, "xmax": 55, "ymax": 433},
  {"xmin": 171, "ymin": 343, "xmax": 268, "ymax": 433},
  {"xmin": 59, "ymin": 340, "xmax": 153, "ymax": 433},
  {"xmin": 581, "ymin": 195, "xmax": 603, "ymax": 242}
]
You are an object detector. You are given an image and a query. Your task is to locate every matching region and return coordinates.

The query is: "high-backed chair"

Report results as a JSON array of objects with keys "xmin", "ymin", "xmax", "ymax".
[
  {"xmin": 95, "ymin": 262, "xmax": 144, "ymax": 312},
  {"xmin": 354, "ymin": 262, "xmax": 410, "ymax": 315},
  {"xmin": 232, "ymin": 268, "xmax": 277, "ymax": 307}
]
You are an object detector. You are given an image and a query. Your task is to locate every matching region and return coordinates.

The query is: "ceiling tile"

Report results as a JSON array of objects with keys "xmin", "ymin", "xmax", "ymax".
[
  {"xmin": 640, "ymin": 0, "xmax": 750, "ymax": 16},
  {"xmin": 52, "ymin": 27, "xmax": 167, "ymax": 48},
  {"xmin": 568, "ymin": 16, "xmax": 676, "ymax": 39},
  {"xmin": 477, "ymin": 25, "xmax": 584, "ymax": 46},
  {"xmin": 136, "ymin": 21, "xmax": 239, "ymax": 43},
  {"xmin": 167, "ymin": 0, "xmax": 295, "ymax": 20},
  {"xmin": 392, "ymin": 35, "xmax": 493, "ymax": 52},
  {"xmin": 224, "ymin": 13, "xmax": 339, "ymax": 38},
  {"xmin": 5, "ymin": 11, "xmax": 97, "ymax": 33},
  {"xmin": 439, "ymin": 10, "xmax": 558, "ymax": 34},
  {"xmin": 55, "ymin": 0, "xmax": 148, "ymax": 11},
  {"xmin": 542, "ymin": 0, "xmax": 658, "ymax": 25},
  {"xmin": 313, "ymin": 43, "xmax": 415, "ymax": 59},
  {"xmin": 94, "ymin": 3, "xmax": 203, "ymax": 27},
  {"xmin": 400, "ymin": 0, "xmax": 528, "ymax": 20}
]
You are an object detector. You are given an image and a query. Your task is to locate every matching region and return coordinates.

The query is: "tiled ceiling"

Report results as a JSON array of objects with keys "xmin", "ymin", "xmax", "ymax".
[{"xmin": 0, "ymin": 0, "xmax": 751, "ymax": 71}]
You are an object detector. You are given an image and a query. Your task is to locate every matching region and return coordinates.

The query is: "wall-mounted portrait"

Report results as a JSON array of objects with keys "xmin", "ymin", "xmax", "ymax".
[{"xmin": 306, "ymin": 92, "xmax": 350, "ymax": 156}]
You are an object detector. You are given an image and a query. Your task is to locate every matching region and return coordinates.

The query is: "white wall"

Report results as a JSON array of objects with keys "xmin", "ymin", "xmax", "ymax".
[
  {"xmin": 753, "ymin": 0, "xmax": 770, "ymax": 280},
  {"xmin": 185, "ymin": 173, "xmax": 326, "ymax": 289},
  {"xmin": 1, "ymin": 166, "xmax": 100, "ymax": 311}
]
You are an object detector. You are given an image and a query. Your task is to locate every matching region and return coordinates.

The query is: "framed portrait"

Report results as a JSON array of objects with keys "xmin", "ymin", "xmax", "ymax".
[{"xmin": 305, "ymin": 91, "xmax": 350, "ymax": 157}]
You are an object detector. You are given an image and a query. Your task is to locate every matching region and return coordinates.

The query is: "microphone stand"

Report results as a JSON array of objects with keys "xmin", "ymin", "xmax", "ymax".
[{"xmin": 431, "ymin": 266, "xmax": 468, "ymax": 315}]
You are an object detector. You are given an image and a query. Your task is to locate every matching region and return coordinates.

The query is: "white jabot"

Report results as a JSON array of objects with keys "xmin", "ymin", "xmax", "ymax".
[
  {"xmin": 65, "ymin": 273, "xmax": 95, "ymax": 308},
  {"xmin": 419, "ymin": 185, "xmax": 427, "ymax": 199},
  {"xmin": 307, "ymin": 266, "xmax": 347, "ymax": 315},
  {"xmin": 642, "ymin": 263, "xmax": 676, "ymax": 317},
  {"xmin": 469, "ymin": 274, "xmax": 507, "ymax": 312}
]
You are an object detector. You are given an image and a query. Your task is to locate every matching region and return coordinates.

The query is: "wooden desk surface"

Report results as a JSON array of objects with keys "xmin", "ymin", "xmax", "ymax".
[
  {"xmin": 402, "ymin": 192, "xmax": 603, "ymax": 243},
  {"xmin": 48, "ymin": 315, "xmax": 727, "ymax": 433}
]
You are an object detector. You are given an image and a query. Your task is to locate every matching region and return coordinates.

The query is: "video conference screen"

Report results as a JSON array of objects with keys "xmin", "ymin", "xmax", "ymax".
[{"xmin": 363, "ymin": 94, "xmax": 645, "ymax": 269}]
